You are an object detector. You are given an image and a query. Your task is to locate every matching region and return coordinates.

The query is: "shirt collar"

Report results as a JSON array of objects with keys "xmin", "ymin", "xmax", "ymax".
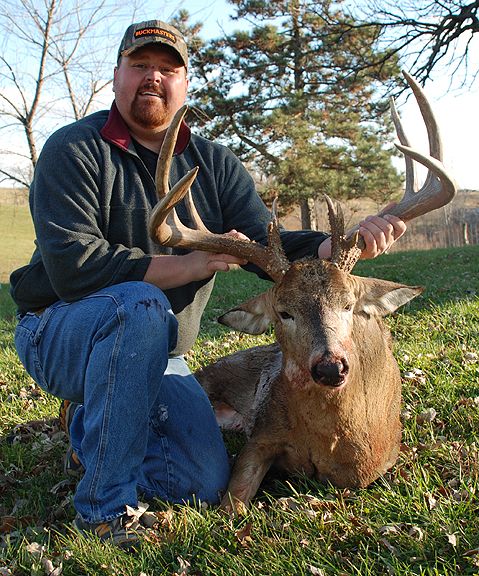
[{"xmin": 100, "ymin": 101, "xmax": 191, "ymax": 154}]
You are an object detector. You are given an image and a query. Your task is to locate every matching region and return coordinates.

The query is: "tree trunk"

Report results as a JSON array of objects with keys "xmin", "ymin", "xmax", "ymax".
[{"xmin": 300, "ymin": 197, "xmax": 312, "ymax": 229}]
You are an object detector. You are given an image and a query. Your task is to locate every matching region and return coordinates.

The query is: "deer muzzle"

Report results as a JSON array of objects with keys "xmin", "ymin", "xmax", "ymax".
[{"xmin": 310, "ymin": 354, "xmax": 349, "ymax": 388}]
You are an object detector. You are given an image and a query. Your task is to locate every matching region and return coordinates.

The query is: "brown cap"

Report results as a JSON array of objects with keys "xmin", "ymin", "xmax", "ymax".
[{"xmin": 117, "ymin": 20, "xmax": 188, "ymax": 67}]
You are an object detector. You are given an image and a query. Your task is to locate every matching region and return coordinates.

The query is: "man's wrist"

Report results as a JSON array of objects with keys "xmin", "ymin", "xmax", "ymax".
[{"xmin": 317, "ymin": 237, "xmax": 332, "ymax": 260}]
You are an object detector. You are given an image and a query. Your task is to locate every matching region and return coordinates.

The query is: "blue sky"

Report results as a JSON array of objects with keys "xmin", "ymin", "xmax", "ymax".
[
  {"xmin": 2, "ymin": 0, "xmax": 478, "ymax": 190},
  {"xmin": 152, "ymin": 1, "xmax": 479, "ymax": 190}
]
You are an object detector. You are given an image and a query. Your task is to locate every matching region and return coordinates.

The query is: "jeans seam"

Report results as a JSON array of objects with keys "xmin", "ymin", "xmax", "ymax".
[
  {"xmin": 161, "ymin": 434, "xmax": 172, "ymax": 498},
  {"xmin": 88, "ymin": 302, "xmax": 125, "ymax": 517}
]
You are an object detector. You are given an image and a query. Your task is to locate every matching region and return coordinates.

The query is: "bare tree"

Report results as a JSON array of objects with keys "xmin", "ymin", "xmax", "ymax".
[
  {"xmin": 350, "ymin": 1, "xmax": 479, "ymax": 88},
  {"xmin": 0, "ymin": 0, "xmax": 144, "ymax": 187}
]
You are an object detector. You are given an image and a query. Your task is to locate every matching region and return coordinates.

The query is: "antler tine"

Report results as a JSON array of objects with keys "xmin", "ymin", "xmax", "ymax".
[
  {"xmin": 389, "ymin": 95, "xmax": 417, "ymax": 194},
  {"xmin": 378, "ymin": 71, "xmax": 457, "ymax": 222},
  {"xmin": 148, "ymin": 106, "xmax": 290, "ymax": 283},
  {"xmin": 324, "ymin": 195, "xmax": 362, "ymax": 273}
]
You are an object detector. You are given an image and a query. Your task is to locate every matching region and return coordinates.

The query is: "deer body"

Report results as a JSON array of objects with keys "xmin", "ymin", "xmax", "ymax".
[
  {"xmin": 147, "ymin": 73, "xmax": 456, "ymax": 511},
  {"xmin": 196, "ymin": 259, "xmax": 417, "ymax": 507}
]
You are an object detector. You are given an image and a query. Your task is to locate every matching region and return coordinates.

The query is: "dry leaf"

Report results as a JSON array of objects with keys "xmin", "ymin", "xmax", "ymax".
[
  {"xmin": 464, "ymin": 351, "xmax": 478, "ymax": 363},
  {"xmin": 380, "ymin": 538, "xmax": 397, "ymax": 555},
  {"xmin": 26, "ymin": 542, "xmax": 45, "ymax": 558},
  {"xmin": 277, "ymin": 497, "xmax": 301, "ymax": 511},
  {"xmin": 176, "ymin": 556, "xmax": 191, "ymax": 575},
  {"xmin": 417, "ymin": 408, "xmax": 437, "ymax": 424},
  {"xmin": 41, "ymin": 557, "xmax": 63, "ymax": 576},
  {"xmin": 379, "ymin": 525, "xmax": 399, "ymax": 535},
  {"xmin": 126, "ymin": 502, "xmax": 149, "ymax": 520},
  {"xmin": 308, "ymin": 566, "xmax": 325, "ymax": 576},
  {"xmin": 408, "ymin": 526, "xmax": 424, "ymax": 540},
  {"xmin": 426, "ymin": 493, "xmax": 438, "ymax": 510},
  {"xmin": 235, "ymin": 522, "xmax": 253, "ymax": 547},
  {"xmin": 447, "ymin": 533, "xmax": 458, "ymax": 547}
]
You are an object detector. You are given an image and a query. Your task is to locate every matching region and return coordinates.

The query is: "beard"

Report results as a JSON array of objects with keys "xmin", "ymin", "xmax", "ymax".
[{"xmin": 130, "ymin": 84, "xmax": 170, "ymax": 129}]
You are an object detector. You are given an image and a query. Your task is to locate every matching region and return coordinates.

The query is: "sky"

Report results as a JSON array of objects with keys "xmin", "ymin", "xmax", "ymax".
[
  {"xmin": 165, "ymin": 0, "xmax": 479, "ymax": 191},
  {"xmin": 2, "ymin": 0, "xmax": 478, "ymax": 191}
]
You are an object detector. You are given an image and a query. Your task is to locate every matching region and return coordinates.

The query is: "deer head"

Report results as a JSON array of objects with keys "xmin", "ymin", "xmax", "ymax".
[{"xmin": 216, "ymin": 198, "xmax": 423, "ymax": 390}]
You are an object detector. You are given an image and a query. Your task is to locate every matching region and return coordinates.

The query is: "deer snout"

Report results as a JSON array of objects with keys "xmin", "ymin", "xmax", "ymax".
[{"xmin": 311, "ymin": 354, "xmax": 349, "ymax": 388}]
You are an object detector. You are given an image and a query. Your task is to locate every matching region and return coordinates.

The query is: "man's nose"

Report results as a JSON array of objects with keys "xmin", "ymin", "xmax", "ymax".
[{"xmin": 145, "ymin": 67, "xmax": 163, "ymax": 82}]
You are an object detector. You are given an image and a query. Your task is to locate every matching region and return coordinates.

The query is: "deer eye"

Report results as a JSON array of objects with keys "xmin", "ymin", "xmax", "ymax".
[
  {"xmin": 344, "ymin": 302, "xmax": 354, "ymax": 312},
  {"xmin": 279, "ymin": 310, "xmax": 294, "ymax": 321}
]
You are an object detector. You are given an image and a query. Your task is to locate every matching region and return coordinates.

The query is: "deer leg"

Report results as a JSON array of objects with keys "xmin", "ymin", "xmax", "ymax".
[{"xmin": 220, "ymin": 440, "xmax": 278, "ymax": 515}]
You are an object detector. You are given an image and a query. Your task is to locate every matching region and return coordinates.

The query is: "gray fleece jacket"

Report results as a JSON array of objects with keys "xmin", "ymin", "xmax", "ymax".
[{"xmin": 10, "ymin": 103, "xmax": 328, "ymax": 354}]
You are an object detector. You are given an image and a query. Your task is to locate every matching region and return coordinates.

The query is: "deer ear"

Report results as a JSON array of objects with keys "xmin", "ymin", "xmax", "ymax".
[
  {"xmin": 219, "ymin": 290, "xmax": 274, "ymax": 334},
  {"xmin": 353, "ymin": 276, "xmax": 424, "ymax": 316}
]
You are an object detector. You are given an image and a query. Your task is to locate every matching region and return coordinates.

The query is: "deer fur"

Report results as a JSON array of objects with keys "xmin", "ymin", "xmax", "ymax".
[{"xmin": 196, "ymin": 258, "xmax": 423, "ymax": 510}]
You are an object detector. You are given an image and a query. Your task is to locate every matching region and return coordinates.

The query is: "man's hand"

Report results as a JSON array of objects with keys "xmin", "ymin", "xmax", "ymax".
[
  {"xmin": 318, "ymin": 212, "xmax": 407, "ymax": 260},
  {"xmin": 144, "ymin": 229, "xmax": 249, "ymax": 289},
  {"xmin": 357, "ymin": 213, "xmax": 406, "ymax": 259}
]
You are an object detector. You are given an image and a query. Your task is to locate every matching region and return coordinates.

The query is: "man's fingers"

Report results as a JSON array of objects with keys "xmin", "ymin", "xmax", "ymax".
[
  {"xmin": 358, "ymin": 214, "xmax": 407, "ymax": 258},
  {"xmin": 225, "ymin": 229, "xmax": 250, "ymax": 241},
  {"xmin": 207, "ymin": 252, "xmax": 248, "ymax": 273},
  {"xmin": 383, "ymin": 214, "xmax": 407, "ymax": 240}
]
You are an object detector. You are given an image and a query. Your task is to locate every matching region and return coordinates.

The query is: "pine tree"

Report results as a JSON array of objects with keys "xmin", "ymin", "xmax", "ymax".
[{"xmin": 188, "ymin": 0, "xmax": 403, "ymax": 228}]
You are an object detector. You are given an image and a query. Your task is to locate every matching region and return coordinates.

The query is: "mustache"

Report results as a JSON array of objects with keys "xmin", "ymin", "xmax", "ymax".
[{"xmin": 137, "ymin": 83, "xmax": 166, "ymax": 98}]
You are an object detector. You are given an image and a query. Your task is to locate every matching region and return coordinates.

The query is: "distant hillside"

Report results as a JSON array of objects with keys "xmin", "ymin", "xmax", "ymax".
[
  {"xmin": 282, "ymin": 189, "xmax": 479, "ymax": 231},
  {"xmin": 0, "ymin": 187, "xmax": 28, "ymax": 205}
]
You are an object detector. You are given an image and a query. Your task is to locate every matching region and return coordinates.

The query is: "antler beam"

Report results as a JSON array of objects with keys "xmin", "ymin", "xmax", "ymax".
[{"xmin": 148, "ymin": 106, "xmax": 290, "ymax": 283}]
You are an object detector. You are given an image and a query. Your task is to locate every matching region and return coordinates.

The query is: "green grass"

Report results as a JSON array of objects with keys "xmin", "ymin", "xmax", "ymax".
[
  {"xmin": 0, "ymin": 204, "xmax": 35, "ymax": 284},
  {"xmin": 1, "ymin": 245, "xmax": 479, "ymax": 575}
]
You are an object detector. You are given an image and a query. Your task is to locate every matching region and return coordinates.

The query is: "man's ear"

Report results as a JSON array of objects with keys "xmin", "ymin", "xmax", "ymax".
[
  {"xmin": 219, "ymin": 290, "xmax": 274, "ymax": 335},
  {"xmin": 352, "ymin": 276, "xmax": 424, "ymax": 316}
]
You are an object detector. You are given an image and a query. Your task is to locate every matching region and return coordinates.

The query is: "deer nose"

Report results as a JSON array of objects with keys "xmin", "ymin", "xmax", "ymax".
[{"xmin": 311, "ymin": 355, "xmax": 349, "ymax": 387}]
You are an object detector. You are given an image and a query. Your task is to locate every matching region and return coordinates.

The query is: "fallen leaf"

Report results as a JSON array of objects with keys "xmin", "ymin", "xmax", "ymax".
[
  {"xmin": 308, "ymin": 566, "xmax": 325, "ymax": 576},
  {"xmin": 235, "ymin": 522, "xmax": 253, "ymax": 546},
  {"xmin": 464, "ymin": 351, "xmax": 478, "ymax": 363},
  {"xmin": 380, "ymin": 538, "xmax": 397, "ymax": 555},
  {"xmin": 41, "ymin": 557, "xmax": 63, "ymax": 576},
  {"xmin": 0, "ymin": 515, "xmax": 35, "ymax": 533},
  {"xmin": 447, "ymin": 533, "xmax": 458, "ymax": 547},
  {"xmin": 277, "ymin": 497, "xmax": 301, "ymax": 511},
  {"xmin": 417, "ymin": 408, "xmax": 437, "ymax": 424},
  {"xmin": 176, "ymin": 556, "xmax": 191, "ymax": 575},
  {"xmin": 26, "ymin": 542, "xmax": 45, "ymax": 558},
  {"xmin": 379, "ymin": 525, "xmax": 399, "ymax": 535},
  {"xmin": 426, "ymin": 493, "xmax": 438, "ymax": 510},
  {"xmin": 408, "ymin": 526, "xmax": 424, "ymax": 540}
]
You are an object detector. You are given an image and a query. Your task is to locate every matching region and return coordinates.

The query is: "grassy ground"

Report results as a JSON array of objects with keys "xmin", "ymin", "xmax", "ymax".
[
  {"xmin": 0, "ymin": 204, "xmax": 35, "ymax": 284},
  {"xmin": 1, "ymin": 245, "xmax": 478, "ymax": 575}
]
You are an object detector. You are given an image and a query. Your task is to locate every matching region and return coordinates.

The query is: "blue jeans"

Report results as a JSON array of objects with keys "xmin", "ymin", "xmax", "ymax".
[{"xmin": 14, "ymin": 281, "xmax": 230, "ymax": 523}]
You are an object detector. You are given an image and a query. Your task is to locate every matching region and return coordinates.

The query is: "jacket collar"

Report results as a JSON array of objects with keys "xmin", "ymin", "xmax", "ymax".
[{"xmin": 100, "ymin": 101, "xmax": 191, "ymax": 154}]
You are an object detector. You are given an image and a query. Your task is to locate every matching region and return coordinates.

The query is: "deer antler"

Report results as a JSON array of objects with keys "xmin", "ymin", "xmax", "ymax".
[
  {"xmin": 324, "ymin": 195, "xmax": 362, "ymax": 273},
  {"xmin": 380, "ymin": 71, "xmax": 457, "ymax": 221},
  {"xmin": 148, "ymin": 105, "xmax": 290, "ymax": 283},
  {"xmin": 346, "ymin": 71, "xmax": 457, "ymax": 248}
]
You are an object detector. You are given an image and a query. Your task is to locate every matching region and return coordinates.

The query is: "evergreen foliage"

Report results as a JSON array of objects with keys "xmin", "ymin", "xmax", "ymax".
[{"xmin": 183, "ymin": 0, "xmax": 404, "ymax": 226}]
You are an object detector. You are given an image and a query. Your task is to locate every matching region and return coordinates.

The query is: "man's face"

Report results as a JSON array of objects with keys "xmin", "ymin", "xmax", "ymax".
[{"xmin": 113, "ymin": 45, "xmax": 188, "ymax": 132}]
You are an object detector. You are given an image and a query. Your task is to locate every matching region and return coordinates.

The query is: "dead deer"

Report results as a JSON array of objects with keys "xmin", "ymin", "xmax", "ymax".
[{"xmin": 149, "ymin": 72, "xmax": 457, "ymax": 512}]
